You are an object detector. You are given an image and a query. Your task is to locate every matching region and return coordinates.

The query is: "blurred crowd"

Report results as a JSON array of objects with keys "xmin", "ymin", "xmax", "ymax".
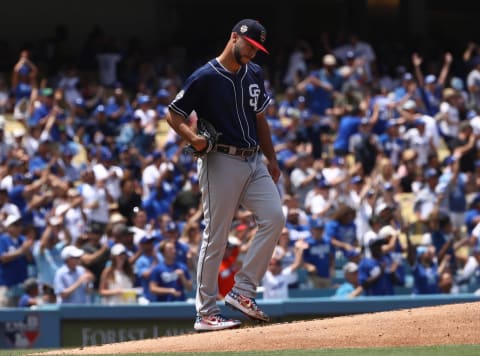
[{"xmin": 1, "ymin": 29, "xmax": 480, "ymax": 308}]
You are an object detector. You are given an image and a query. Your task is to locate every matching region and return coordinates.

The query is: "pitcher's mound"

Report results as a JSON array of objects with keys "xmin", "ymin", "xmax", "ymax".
[{"xmin": 35, "ymin": 301, "xmax": 480, "ymax": 355}]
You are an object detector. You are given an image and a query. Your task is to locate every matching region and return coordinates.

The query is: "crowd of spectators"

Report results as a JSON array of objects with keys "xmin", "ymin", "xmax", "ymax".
[{"xmin": 1, "ymin": 28, "xmax": 480, "ymax": 308}]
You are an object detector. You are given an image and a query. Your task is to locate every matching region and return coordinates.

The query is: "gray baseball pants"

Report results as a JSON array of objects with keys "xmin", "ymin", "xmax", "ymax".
[{"xmin": 195, "ymin": 151, "xmax": 285, "ymax": 316}]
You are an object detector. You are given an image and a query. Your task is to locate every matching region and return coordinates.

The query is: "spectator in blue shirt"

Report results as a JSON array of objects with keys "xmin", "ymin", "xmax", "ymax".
[
  {"xmin": 17, "ymin": 278, "xmax": 39, "ymax": 308},
  {"xmin": 334, "ymin": 261, "xmax": 363, "ymax": 298},
  {"xmin": 358, "ymin": 234, "xmax": 401, "ymax": 296},
  {"xmin": 149, "ymin": 240, "xmax": 192, "ymax": 302},
  {"xmin": 0, "ymin": 215, "xmax": 34, "ymax": 307},
  {"xmin": 134, "ymin": 235, "xmax": 160, "ymax": 303},
  {"xmin": 53, "ymin": 245, "xmax": 94, "ymax": 304},
  {"xmin": 302, "ymin": 218, "xmax": 335, "ymax": 288}
]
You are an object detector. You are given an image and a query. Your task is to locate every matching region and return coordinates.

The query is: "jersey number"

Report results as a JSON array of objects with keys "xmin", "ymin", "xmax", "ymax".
[{"xmin": 249, "ymin": 85, "xmax": 260, "ymax": 111}]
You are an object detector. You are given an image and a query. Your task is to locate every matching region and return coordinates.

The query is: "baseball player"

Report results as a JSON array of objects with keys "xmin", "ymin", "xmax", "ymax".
[{"xmin": 166, "ymin": 19, "xmax": 285, "ymax": 331}]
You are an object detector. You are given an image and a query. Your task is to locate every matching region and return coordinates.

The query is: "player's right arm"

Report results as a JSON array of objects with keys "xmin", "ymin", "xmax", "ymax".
[{"xmin": 166, "ymin": 110, "xmax": 207, "ymax": 152}]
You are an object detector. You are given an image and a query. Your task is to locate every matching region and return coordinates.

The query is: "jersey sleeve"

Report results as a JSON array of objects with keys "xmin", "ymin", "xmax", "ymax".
[{"xmin": 168, "ymin": 72, "xmax": 202, "ymax": 119}]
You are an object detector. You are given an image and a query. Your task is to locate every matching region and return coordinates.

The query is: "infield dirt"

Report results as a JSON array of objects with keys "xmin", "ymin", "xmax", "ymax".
[{"xmin": 34, "ymin": 301, "xmax": 480, "ymax": 355}]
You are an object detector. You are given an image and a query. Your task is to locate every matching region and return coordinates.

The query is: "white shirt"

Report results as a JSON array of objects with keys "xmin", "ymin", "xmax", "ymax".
[
  {"xmin": 80, "ymin": 183, "xmax": 110, "ymax": 224},
  {"xmin": 262, "ymin": 266, "xmax": 296, "ymax": 299},
  {"xmin": 142, "ymin": 164, "xmax": 161, "ymax": 199}
]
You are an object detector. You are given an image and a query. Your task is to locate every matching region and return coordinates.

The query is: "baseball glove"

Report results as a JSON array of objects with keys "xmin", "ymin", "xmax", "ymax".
[{"xmin": 184, "ymin": 118, "xmax": 221, "ymax": 157}]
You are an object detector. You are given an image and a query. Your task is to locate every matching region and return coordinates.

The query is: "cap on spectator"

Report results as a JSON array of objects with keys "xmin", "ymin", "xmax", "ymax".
[
  {"xmin": 346, "ymin": 50, "xmax": 356, "ymax": 60},
  {"xmin": 425, "ymin": 74, "xmax": 436, "ymax": 84},
  {"xmin": 416, "ymin": 245, "xmax": 428, "ymax": 258},
  {"xmin": 378, "ymin": 225, "xmax": 397, "ymax": 239},
  {"xmin": 331, "ymin": 156, "xmax": 345, "ymax": 165},
  {"xmin": 383, "ymin": 182, "xmax": 394, "ymax": 191},
  {"xmin": 111, "ymin": 243, "xmax": 127, "ymax": 256},
  {"xmin": 152, "ymin": 150, "xmax": 163, "ymax": 160},
  {"xmin": 4, "ymin": 214, "xmax": 21, "ymax": 228},
  {"xmin": 450, "ymin": 77, "xmax": 464, "ymax": 91},
  {"xmin": 166, "ymin": 221, "xmax": 178, "ymax": 232},
  {"xmin": 139, "ymin": 235, "xmax": 156, "ymax": 244},
  {"xmin": 414, "ymin": 118, "xmax": 426, "ymax": 126},
  {"xmin": 375, "ymin": 202, "xmax": 391, "ymax": 215},
  {"xmin": 74, "ymin": 98, "xmax": 86, "ymax": 108},
  {"xmin": 360, "ymin": 117, "xmax": 370, "ymax": 125},
  {"xmin": 403, "ymin": 72, "xmax": 413, "ymax": 81},
  {"xmin": 61, "ymin": 245, "xmax": 84, "ymax": 260},
  {"xmin": 343, "ymin": 261, "xmax": 358, "ymax": 274},
  {"xmin": 138, "ymin": 95, "xmax": 150, "ymax": 105},
  {"xmin": 351, "ymin": 175, "xmax": 363, "ymax": 184},
  {"xmin": 190, "ymin": 174, "xmax": 199, "ymax": 184},
  {"xmin": 232, "ymin": 19, "xmax": 268, "ymax": 54},
  {"xmin": 110, "ymin": 213, "xmax": 127, "ymax": 226},
  {"xmin": 94, "ymin": 105, "xmax": 106, "ymax": 115},
  {"xmin": 323, "ymin": 54, "xmax": 337, "ymax": 66},
  {"xmin": 156, "ymin": 89, "xmax": 170, "ymax": 98},
  {"xmin": 310, "ymin": 218, "xmax": 325, "ymax": 229},
  {"xmin": 424, "ymin": 168, "xmax": 439, "ymax": 179},
  {"xmin": 402, "ymin": 100, "xmax": 417, "ymax": 111}
]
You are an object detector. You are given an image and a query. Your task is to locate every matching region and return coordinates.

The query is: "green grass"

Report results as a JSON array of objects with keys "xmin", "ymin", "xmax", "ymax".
[{"xmin": 2, "ymin": 345, "xmax": 479, "ymax": 356}]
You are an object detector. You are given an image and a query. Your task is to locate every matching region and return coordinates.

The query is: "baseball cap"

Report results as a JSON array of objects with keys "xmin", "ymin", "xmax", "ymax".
[
  {"xmin": 61, "ymin": 245, "xmax": 84, "ymax": 260},
  {"xmin": 425, "ymin": 74, "xmax": 436, "ymax": 84},
  {"xmin": 110, "ymin": 243, "xmax": 127, "ymax": 256},
  {"xmin": 323, "ymin": 54, "xmax": 337, "ymax": 66},
  {"xmin": 156, "ymin": 89, "xmax": 170, "ymax": 99},
  {"xmin": 403, "ymin": 72, "xmax": 413, "ymax": 81},
  {"xmin": 310, "ymin": 218, "xmax": 325, "ymax": 229},
  {"xmin": 139, "ymin": 235, "xmax": 156, "ymax": 244},
  {"xmin": 232, "ymin": 19, "xmax": 268, "ymax": 54},
  {"xmin": 402, "ymin": 99, "xmax": 417, "ymax": 111},
  {"xmin": 424, "ymin": 168, "xmax": 438, "ymax": 179},
  {"xmin": 346, "ymin": 50, "xmax": 356, "ymax": 60},
  {"xmin": 343, "ymin": 262, "xmax": 358, "ymax": 274},
  {"xmin": 351, "ymin": 175, "xmax": 363, "ymax": 184},
  {"xmin": 4, "ymin": 214, "xmax": 21, "ymax": 228},
  {"xmin": 166, "ymin": 221, "xmax": 178, "ymax": 232},
  {"xmin": 378, "ymin": 225, "xmax": 397, "ymax": 239}
]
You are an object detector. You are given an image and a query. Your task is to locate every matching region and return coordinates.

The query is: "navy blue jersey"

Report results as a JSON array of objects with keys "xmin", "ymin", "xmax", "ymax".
[{"xmin": 169, "ymin": 59, "xmax": 271, "ymax": 148}]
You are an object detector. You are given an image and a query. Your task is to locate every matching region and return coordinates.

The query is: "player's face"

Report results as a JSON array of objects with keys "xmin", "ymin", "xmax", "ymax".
[{"xmin": 233, "ymin": 36, "xmax": 258, "ymax": 65}]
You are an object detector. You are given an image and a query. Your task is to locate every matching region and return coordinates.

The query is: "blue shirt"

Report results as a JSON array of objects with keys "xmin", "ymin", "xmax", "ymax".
[
  {"xmin": 149, "ymin": 261, "xmax": 190, "ymax": 302},
  {"xmin": 358, "ymin": 256, "xmax": 395, "ymax": 296},
  {"xmin": 169, "ymin": 59, "xmax": 270, "ymax": 148},
  {"xmin": 304, "ymin": 69, "xmax": 343, "ymax": 116},
  {"xmin": 0, "ymin": 234, "xmax": 29, "ymax": 287},
  {"xmin": 53, "ymin": 265, "xmax": 91, "ymax": 304},
  {"xmin": 334, "ymin": 282, "xmax": 356, "ymax": 298},
  {"xmin": 332, "ymin": 115, "xmax": 362, "ymax": 153},
  {"xmin": 324, "ymin": 219, "xmax": 357, "ymax": 256},
  {"xmin": 134, "ymin": 253, "xmax": 162, "ymax": 301},
  {"xmin": 412, "ymin": 262, "xmax": 440, "ymax": 294},
  {"xmin": 32, "ymin": 240, "xmax": 65, "ymax": 286},
  {"xmin": 303, "ymin": 237, "xmax": 333, "ymax": 278}
]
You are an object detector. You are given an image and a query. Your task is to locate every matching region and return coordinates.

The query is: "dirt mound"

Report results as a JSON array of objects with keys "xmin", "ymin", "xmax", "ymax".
[{"xmin": 35, "ymin": 301, "xmax": 480, "ymax": 355}]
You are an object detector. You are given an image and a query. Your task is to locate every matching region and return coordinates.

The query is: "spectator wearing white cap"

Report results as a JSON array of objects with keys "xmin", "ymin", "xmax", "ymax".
[
  {"xmin": 54, "ymin": 245, "xmax": 94, "ymax": 304},
  {"xmin": 98, "ymin": 243, "xmax": 136, "ymax": 305},
  {"xmin": 0, "ymin": 215, "xmax": 34, "ymax": 307},
  {"xmin": 334, "ymin": 261, "xmax": 363, "ymax": 298}
]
